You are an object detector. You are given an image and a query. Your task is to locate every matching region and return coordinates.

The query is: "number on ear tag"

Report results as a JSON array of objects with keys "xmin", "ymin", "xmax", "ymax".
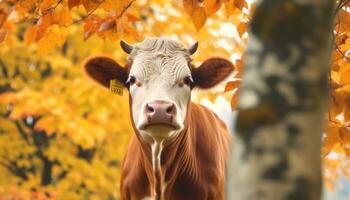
[{"xmin": 110, "ymin": 79, "xmax": 123, "ymax": 96}]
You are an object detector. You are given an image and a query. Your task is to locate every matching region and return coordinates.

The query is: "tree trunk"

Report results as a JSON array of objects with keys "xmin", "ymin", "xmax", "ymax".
[{"xmin": 227, "ymin": 0, "xmax": 334, "ymax": 199}]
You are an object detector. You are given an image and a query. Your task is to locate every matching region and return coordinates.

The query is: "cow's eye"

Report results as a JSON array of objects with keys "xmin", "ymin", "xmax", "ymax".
[
  {"xmin": 126, "ymin": 76, "xmax": 136, "ymax": 85},
  {"xmin": 183, "ymin": 76, "xmax": 194, "ymax": 87}
]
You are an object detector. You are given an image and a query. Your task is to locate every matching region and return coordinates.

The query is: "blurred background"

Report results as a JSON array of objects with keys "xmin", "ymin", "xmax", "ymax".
[{"xmin": 0, "ymin": 0, "xmax": 349, "ymax": 199}]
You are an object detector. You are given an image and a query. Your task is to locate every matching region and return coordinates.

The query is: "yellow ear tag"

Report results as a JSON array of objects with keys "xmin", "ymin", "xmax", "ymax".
[{"xmin": 110, "ymin": 79, "xmax": 123, "ymax": 96}]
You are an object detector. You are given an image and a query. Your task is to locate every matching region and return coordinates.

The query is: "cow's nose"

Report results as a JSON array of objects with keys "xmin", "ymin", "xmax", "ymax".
[{"xmin": 145, "ymin": 100, "xmax": 176, "ymax": 124}]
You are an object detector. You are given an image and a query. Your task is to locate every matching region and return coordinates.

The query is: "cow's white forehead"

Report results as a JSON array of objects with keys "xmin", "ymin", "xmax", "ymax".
[{"xmin": 128, "ymin": 38, "xmax": 192, "ymax": 82}]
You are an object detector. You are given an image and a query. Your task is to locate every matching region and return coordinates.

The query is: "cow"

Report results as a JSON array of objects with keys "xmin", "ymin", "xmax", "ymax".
[{"xmin": 84, "ymin": 38, "xmax": 233, "ymax": 200}]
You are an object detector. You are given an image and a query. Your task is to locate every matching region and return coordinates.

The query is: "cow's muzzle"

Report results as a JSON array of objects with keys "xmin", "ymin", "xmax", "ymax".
[{"xmin": 140, "ymin": 100, "xmax": 180, "ymax": 129}]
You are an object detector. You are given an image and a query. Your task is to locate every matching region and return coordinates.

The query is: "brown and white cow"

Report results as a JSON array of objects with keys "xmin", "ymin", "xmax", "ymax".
[{"xmin": 84, "ymin": 38, "xmax": 233, "ymax": 200}]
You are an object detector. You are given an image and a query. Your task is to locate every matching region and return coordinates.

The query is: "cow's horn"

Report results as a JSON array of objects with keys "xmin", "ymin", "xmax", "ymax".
[
  {"xmin": 188, "ymin": 42, "xmax": 198, "ymax": 55},
  {"xmin": 120, "ymin": 40, "xmax": 133, "ymax": 54}
]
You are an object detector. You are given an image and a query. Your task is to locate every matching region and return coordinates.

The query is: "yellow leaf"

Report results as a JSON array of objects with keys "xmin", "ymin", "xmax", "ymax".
[
  {"xmin": 339, "ymin": 63, "xmax": 350, "ymax": 85},
  {"xmin": 54, "ymin": 6, "xmax": 73, "ymax": 26},
  {"xmin": 336, "ymin": 83, "xmax": 350, "ymax": 94},
  {"xmin": 35, "ymin": 116, "xmax": 56, "ymax": 135},
  {"xmin": 37, "ymin": 26, "xmax": 66, "ymax": 55}
]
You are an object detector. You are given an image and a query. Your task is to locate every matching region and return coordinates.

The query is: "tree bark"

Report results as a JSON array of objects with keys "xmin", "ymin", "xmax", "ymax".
[{"xmin": 227, "ymin": 0, "xmax": 334, "ymax": 199}]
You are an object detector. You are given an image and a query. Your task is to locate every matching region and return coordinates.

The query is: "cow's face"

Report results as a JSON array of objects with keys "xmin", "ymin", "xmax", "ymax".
[{"xmin": 84, "ymin": 38, "xmax": 233, "ymax": 144}]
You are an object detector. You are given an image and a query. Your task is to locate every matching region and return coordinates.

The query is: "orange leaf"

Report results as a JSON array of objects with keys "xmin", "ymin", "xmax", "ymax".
[
  {"xmin": 237, "ymin": 22, "xmax": 247, "ymax": 38},
  {"xmin": 233, "ymin": 0, "xmax": 246, "ymax": 10},
  {"xmin": 205, "ymin": 0, "xmax": 223, "ymax": 17},
  {"xmin": 126, "ymin": 13, "xmax": 139, "ymax": 22},
  {"xmin": 344, "ymin": 104, "xmax": 350, "ymax": 122},
  {"xmin": 37, "ymin": 26, "xmax": 66, "ymax": 55},
  {"xmin": 82, "ymin": 0, "xmax": 101, "ymax": 13},
  {"xmin": 83, "ymin": 15, "xmax": 102, "ymax": 40},
  {"xmin": 98, "ymin": 20, "xmax": 116, "ymax": 32},
  {"xmin": 24, "ymin": 26, "xmax": 37, "ymax": 45},
  {"xmin": 339, "ymin": 63, "xmax": 350, "ymax": 85},
  {"xmin": 335, "ymin": 33, "xmax": 348, "ymax": 46},
  {"xmin": 68, "ymin": 0, "xmax": 81, "ymax": 10},
  {"xmin": 183, "ymin": 0, "xmax": 196, "ymax": 17},
  {"xmin": 0, "ymin": 9, "xmax": 7, "ymax": 27},
  {"xmin": 340, "ymin": 123, "xmax": 350, "ymax": 144},
  {"xmin": 230, "ymin": 88, "xmax": 240, "ymax": 110},
  {"xmin": 224, "ymin": 0, "xmax": 241, "ymax": 19},
  {"xmin": 323, "ymin": 121, "xmax": 341, "ymax": 156},
  {"xmin": 40, "ymin": 0, "xmax": 55, "ymax": 12},
  {"xmin": 53, "ymin": 7, "xmax": 73, "ymax": 26},
  {"xmin": 0, "ymin": 28, "xmax": 7, "ymax": 42},
  {"xmin": 183, "ymin": 0, "xmax": 207, "ymax": 30},
  {"xmin": 35, "ymin": 116, "xmax": 56, "ymax": 135},
  {"xmin": 235, "ymin": 59, "xmax": 244, "ymax": 77},
  {"xmin": 192, "ymin": 6, "xmax": 207, "ymax": 30},
  {"xmin": 224, "ymin": 80, "xmax": 241, "ymax": 92},
  {"xmin": 35, "ymin": 13, "xmax": 53, "ymax": 41},
  {"xmin": 336, "ymin": 83, "xmax": 350, "ymax": 94}
]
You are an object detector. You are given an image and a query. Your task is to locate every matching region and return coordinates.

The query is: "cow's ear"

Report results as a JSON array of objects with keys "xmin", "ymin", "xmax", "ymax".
[
  {"xmin": 84, "ymin": 56, "xmax": 128, "ymax": 88},
  {"xmin": 192, "ymin": 58, "xmax": 233, "ymax": 89}
]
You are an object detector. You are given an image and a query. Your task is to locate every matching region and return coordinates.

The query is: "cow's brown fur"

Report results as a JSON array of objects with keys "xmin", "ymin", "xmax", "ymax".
[{"xmin": 121, "ymin": 102, "xmax": 231, "ymax": 200}]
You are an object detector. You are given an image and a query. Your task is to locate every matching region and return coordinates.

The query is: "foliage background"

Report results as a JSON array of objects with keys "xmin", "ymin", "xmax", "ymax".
[{"xmin": 0, "ymin": 0, "xmax": 349, "ymax": 199}]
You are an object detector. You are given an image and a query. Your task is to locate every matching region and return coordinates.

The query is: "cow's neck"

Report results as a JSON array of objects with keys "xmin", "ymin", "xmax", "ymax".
[
  {"xmin": 150, "ymin": 140, "xmax": 164, "ymax": 200},
  {"xmin": 134, "ymin": 125, "xmax": 191, "ymax": 200}
]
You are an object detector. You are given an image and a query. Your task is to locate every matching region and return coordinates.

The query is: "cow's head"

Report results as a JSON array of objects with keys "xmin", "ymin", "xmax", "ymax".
[{"xmin": 84, "ymin": 38, "xmax": 233, "ymax": 144}]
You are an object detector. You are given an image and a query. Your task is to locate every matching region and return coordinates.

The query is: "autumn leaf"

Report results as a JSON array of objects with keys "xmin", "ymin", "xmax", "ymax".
[
  {"xmin": 231, "ymin": 88, "xmax": 240, "ymax": 110},
  {"xmin": 0, "ymin": 9, "xmax": 7, "ymax": 27},
  {"xmin": 37, "ymin": 26, "xmax": 66, "ymax": 55},
  {"xmin": 35, "ymin": 116, "xmax": 56, "ymax": 135},
  {"xmin": 24, "ymin": 26, "xmax": 37, "ymax": 45},
  {"xmin": 336, "ymin": 83, "xmax": 350, "ymax": 94},
  {"xmin": 83, "ymin": 15, "xmax": 102, "ymax": 40},
  {"xmin": 237, "ymin": 22, "xmax": 247, "ymax": 37},
  {"xmin": 340, "ymin": 123, "xmax": 350, "ymax": 144},
  {"xmin": 0, "ymin": 28, "xmax": 7, "ymax": 42},
  {"xmin": 192, "ymin": 6, "xmax": 207, "ymax": 30},
  {"xmin": 68, "ymin": 0, "xmax": 81, "ymax": 10},
  {"xmin": 53, "ymin": 6, "xmax": 73, "ymax": 26},
  {"xmin": 39, "ymin": 0, "xmax": 55, "ymax": 12},
  {"xmin": 183, "ymin": 0, "xmax": 207, "ymax": 30},
  {"xmin": 233, "ymin": 0, "xmax": 246, "ymax": 10},
  {"xmin": 35, "ymin": 13, "xmax": 53, "ymax": 41},
  {"xmin": 99, "ymin": 19, "xmax": 116, "ymax": 32},
  {"xmin": 235, "ymin": 59, "xmax": 244, "ymax": 77},
  {"xmin": 225, "ymin": 80, "xmax": 241, "ymax": 92},
  {"xmin": 323, "ymin": 121, "xmax": 341, "ymax": 156},
  {"xmin": 82, "ymin": 0, "xmax": 102, "ymax": 13},
  {"xmin": 205, "ymin": 0, "xmax": 223, "ymax": 17},
  {"xmin": 126, "ymin": 13, "xmax": 139, "ymax": 22}
]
